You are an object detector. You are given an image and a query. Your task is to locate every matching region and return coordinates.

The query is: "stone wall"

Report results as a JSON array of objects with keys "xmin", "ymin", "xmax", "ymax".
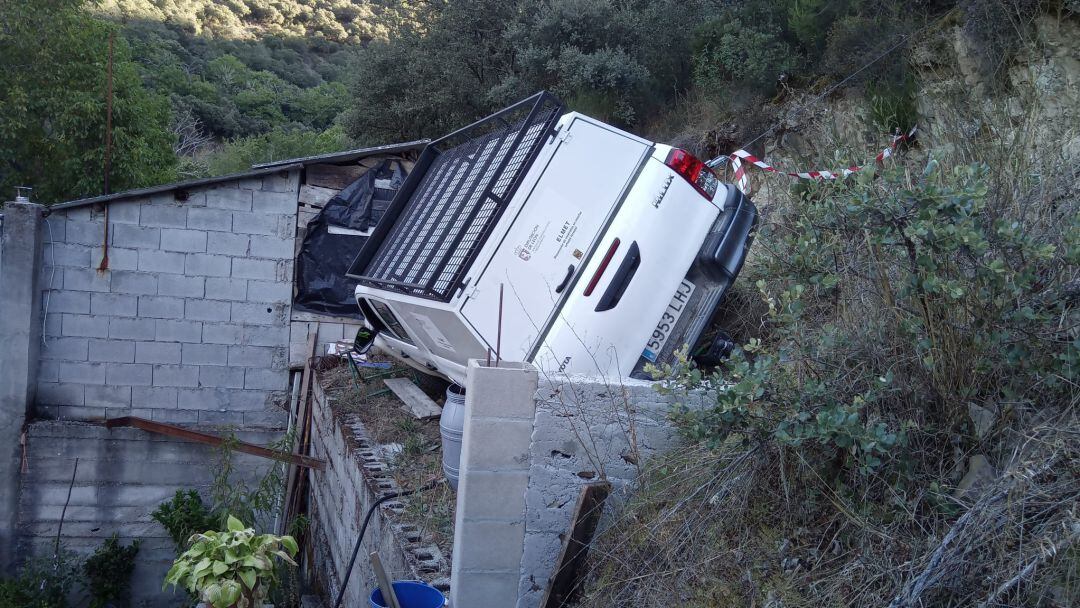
[
  {"xmin": 17, "ymin": 420, "xmax": 278, "ymax": 605},
  {"xmin": 36, "ymin": 171, "xmax": 300, "ymax": 428},
  {"xmin": 306, "ymin": 372, "xmax": 449, "ymax": 606}
]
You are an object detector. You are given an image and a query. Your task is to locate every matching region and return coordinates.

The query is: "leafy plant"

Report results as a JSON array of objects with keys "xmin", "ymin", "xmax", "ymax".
[
  {"xmin": 163, "ymin": 515, "xmax": 298, "ymax": 608},
  {"xmin": 0, "ymin": 552, "xmax": 81, "ymax": 608},
  {"xmin": 83, "ymin": 534, "xmax": 140, "ymax": 608},
  {"xmin": 153, "ymin": 490, "xmax": 220, "ymax": 551}
]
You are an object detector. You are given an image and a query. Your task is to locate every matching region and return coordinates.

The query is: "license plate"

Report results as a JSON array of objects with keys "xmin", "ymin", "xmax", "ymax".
[{"xmin": 642, "ymin": 279, "xmax": 696, "ymax": 362}]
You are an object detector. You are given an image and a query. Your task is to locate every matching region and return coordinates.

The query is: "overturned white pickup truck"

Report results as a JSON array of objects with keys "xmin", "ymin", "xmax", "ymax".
[{"xmin": 346, "ymin": 92, "xmax": 757, "ymax": 386}]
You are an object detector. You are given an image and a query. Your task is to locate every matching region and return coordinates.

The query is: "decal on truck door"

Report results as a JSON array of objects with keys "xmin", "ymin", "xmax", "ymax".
[{"xmin": 411, "ymin": 313, "xmax": 457, "ymax": 353}]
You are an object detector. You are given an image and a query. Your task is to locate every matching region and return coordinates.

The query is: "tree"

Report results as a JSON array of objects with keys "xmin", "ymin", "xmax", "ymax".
[{"xmin": 0, "ymin": 0, "xmax": 177, "ymax": 204}]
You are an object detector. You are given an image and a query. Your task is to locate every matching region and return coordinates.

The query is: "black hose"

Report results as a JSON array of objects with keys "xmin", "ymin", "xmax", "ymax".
[{"xmin": 333, "ymin": 478, "xmax": 443, "ymax": 608}]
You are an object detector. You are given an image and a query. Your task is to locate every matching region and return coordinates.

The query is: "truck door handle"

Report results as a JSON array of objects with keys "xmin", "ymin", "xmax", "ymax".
[
  {"xmin": 554, "ymin": 265, "xmax": 575, "ymax": 294},
  {"xmin": 595, "ymin": 241, "xmax": 640, "ymax": 312}
]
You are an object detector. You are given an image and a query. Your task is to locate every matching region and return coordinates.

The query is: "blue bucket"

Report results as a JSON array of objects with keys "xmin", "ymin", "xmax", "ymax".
[{"xmin": 369, "ymin": 580, "xmax": 447, "ymax": 608}]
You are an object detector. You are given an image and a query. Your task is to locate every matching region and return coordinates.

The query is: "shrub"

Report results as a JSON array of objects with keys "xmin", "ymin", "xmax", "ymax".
[
  {"xmin": 691, "ymin": 10, "xmax": 799, "ymax": 97},
  {"xmin": 83, "ymin": 534, "xmax": 140, "ymax": 608},
  {"xmin": 152, "ymin": 489, "xmax": 220, "ymax": 551},
  {"xmin": 0, "ymin": 553, "xmax": 81, "ymax": 608}
]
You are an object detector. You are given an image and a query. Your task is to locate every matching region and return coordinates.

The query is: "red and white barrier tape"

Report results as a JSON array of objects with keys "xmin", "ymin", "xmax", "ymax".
[{"xmin": 727, "ymin": 126, "xmax": 917, "ymax": 195}]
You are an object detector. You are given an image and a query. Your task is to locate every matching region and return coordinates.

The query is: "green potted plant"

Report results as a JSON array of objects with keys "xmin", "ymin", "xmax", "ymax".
[{"xmin": 163, "ymin": 515, "xmax": 298, "ymax": 608}]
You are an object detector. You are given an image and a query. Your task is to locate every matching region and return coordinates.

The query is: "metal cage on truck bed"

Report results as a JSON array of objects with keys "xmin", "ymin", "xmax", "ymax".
[{"xmin": 346, "ymin": 92, "xmax": 565, "ymax": 301}]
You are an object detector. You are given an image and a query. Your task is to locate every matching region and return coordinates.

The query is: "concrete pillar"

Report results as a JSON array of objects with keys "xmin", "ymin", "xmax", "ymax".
[
  {"xmin": 0, "ymin": 201, "xmax": 45, "ymax": 573},
  {"xmin": 450, "ymin": 360, "xmax": 538, "ymax": 608}
]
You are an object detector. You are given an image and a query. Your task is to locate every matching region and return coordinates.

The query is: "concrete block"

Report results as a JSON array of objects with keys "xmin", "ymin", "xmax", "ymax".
[
  {"xmin": 181, "ymin": 343, "xmax": 228, "ymax": 366},
  {"xmin": 62, "ymin": 207, "xmax": 91, "ymax": 221},
  {"xmin": 151, "ymin": 408, "xmax": 197, "ymax": 424},
  {"xmin": 184, "ymin": 253, "xmax": 231, "ymax": 277},
  {"xmin": 204, "ymin": 278, "xmax": 247, "ymax": 301},
  {"xmin": 152, "ymin": 365, "xmax": 200, "ymax": 388},
  {"xmin": 107, "ymin": 201, "xmax": 140, "ymax": 224},
  {"xmin": 253, "ymin": 190, "xmax": 297, "ymax": 214},
  {"xmin": 198, "ymin": 366, "xmax": 245, "ymax": 389},
  {"xmin": 462, "ymin": 418, "xmax": 533, "ymax": 472},
  {"xmin": 58, "ymin": 362, "xmax": 106, "ymax": 385},
  {"xmin": 453, "ymin": 520, "xmax": 525, "ymax": 571},
  {"xmin": 110, "ymin": 271, "xmax": 157, "ymax": 295},
  {"xmin": 231, "ymin": 302, "xmax": 285, "ymax": 326},
  {"xmin": 157, "ymin": 275, "xmax": 204, "ymax": 298},
  {"xmin": 262, "ymin": 171, "xmax": 299, "ymax": 193},
  {"xmin": 244, "ymin": 409, "xmax": 289, "ymax": 429},
  {"xmin": 246, "ymin": 280, "xmax": 291, "ymax": 303},
  {"xmin": 57, "ymin": 405, "xmax": 106, "ymax": 420},
  {"xmin": 40, "ymin": 337, "xmax": 89, "ymax": 361},
  {"xmin": 88, "ymin": 339, "xmax": 136, "ymax": 363},
  {"xmin": 135, "ymin": 342, "xmax": 181, "ymax": 364},
  {"xmin": 458, "ymin": 471, "xmax": 529, "ymax": 520},
  {"xmin": 105, "ymin": 363, "xmax": 153, "ymax": 387},
  {"xmin": 41, "ymin": 266, "xmax": 64, "ymax": 289},
  {"xmin": 90, "ymin": 293, "xmax": 137, "ymax": 317},
  {"xmin": 132, "ymin": 386, "xmax": 178, "ymax": 409},
  {"xmin": 244, "ymin": 325, "xmax": 289, "ymax": 347},
  {"xmin": 160, "ymin": 228, "xmax": 207, "ymax": 253},
  {"xmin": 84, "ymin": 385, "xmax": 132, "ymax": 407},
  {"xmin": 108, "ymin": 317, "xmax": 155, "ymax": 341},
  {"xmin": 201, "ymin": 323, "xmax": 244, "ymax": 345},
  {"xmin": 42, "ymin": 291, "xmax": 90, "ymax": 314},
  {"xmin": 231, "ymin": 211, "xmax": 284, "ymax": 236},
  {"xmin": 111, "ymin": 224, "xmax": 160, "ymax": 249},
  {"xmin": 139, "ymin": 204, "xmax": 187, "ymax": 228},
  {"xmin": 244, "ymin": 368, "xmax": 288, "ymax": 391},
  {"xmin": 465, "ymin": 360, "xmax": 539, "ymax": 420},
  {"xmin": 206, "ymin": 232, "xmax": 249, "ymax": 256},
  {"xmin": 227, "ymin": 346, "xmax": 275, "ymax": 368},
  {"xmin": 36, "ymin": 382, "xmax": 85, "ymax": 406},
  {"xmin": 248, "ymin": 235, "xmax": 294, "ymax": 259},
  {"xmin": 177, "ymin": 388, "xmax": 226, "ymax": 411},
  {"xmin": 138, "ymin": 250, "xmax": 185, "ymax": 274},
  {"xmin": 42, "ymin": 312, "xmax": 62, "ymax": 337},
  {"xmin": 44, "ymin": 243, "xmax": 92, "ymax": 267},
  {"xmin": 63, "ymin": 268, "xmax": 110, "ymax": 292},
  {"xmin": 185, "ymin": 299, "xmax": 232, "ymax": 322},
  {"xmin": 105, "ymin": 247, "xmax": 139, "ymax": 271},
  {"xmin": 224, "ymin": 390, "xmax": 275, "ymax": 411},
  {"xmin": 64, "ymin": 220, "xmax": 106, "ymax": 245},
  {"xmin": 197, "ymin": 410, "xmax": 245, "ymax": 426},
  {"xmin": 206, "ymin": 187, "xmax": 252, "ymax": 211},
  {"xmin": 155, "ymin": 319, "xmax": 203, "ymax": 343},
  {"xmin": 137, "ymin": 296, "xmax": 185, "ymax": 319},
  {"xmin": 38, "ymin": 360, "xmax": 60, "ymax": 383},
  {"xmin": 231, "ymin": 257, "xmax": 277, "ymax": 280},
  {"xmin": 187, "ymin": 207, "xmax": 233, "ymax": 232},
  {"xmin": 61, "ymin": 314, "xmax": 110, "ymax": 338}
]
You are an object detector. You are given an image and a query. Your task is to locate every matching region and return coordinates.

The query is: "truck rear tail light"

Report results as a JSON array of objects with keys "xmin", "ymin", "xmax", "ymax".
[
  {"xmin": 665, "ymin": 148, "xmax": 719, "ymax": 201},
  {"xmin": 583, "ymin": 238, "xmax": 621, "ymax": 296}
]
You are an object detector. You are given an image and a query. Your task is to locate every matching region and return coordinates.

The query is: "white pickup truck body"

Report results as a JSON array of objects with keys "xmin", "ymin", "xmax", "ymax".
[{"xmin": 347, "ymin": 93, "xmax": 757, "ymax": 386}]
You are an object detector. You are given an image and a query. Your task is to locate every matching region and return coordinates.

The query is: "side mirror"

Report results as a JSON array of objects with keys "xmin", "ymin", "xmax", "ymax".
[{"xmin": 354, "ymin": 327, "xmax": 378, "ymax": 355}]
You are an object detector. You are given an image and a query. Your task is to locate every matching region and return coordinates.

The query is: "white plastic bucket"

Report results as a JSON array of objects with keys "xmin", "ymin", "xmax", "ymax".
[{"xmin": 440, "ymin": 384, "xmax": 466, "ymax": 490}]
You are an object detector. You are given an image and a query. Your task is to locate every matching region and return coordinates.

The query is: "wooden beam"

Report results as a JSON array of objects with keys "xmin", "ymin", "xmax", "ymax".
[
  {"xmin": 103, "ymin": 416, "xmax": 325, "ymax": 470},
  {"xmin": 298, "ymin": 184, "xmax": 338, "ymax": 207},
  {"xmin": 306, "ymin": 164, "xmax": 365, "ymax": 190},
  {"xmin": 383, "ymin": 378, "xmax": 442, "ymax": 419},
  {"xmin": 540, "ymin": 481, "xmax": 612, "ymax": 608}
]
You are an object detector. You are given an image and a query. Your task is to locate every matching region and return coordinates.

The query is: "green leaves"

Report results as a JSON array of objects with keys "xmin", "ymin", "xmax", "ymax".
[{"xmin": 162, "ymin": 514, "xmax": 298, "ymax": 607}]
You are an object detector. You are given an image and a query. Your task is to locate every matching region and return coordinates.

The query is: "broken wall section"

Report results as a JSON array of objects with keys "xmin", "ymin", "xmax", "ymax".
[{"xmin": 519, "ymin": 376, "xmax": 700, "ymax": 607}]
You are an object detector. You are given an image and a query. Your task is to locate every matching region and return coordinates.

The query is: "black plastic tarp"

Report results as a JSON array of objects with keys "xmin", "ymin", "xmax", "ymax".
[{"xmin": 293, "ymin": 159, "xmax": 406, "ymax": 317}]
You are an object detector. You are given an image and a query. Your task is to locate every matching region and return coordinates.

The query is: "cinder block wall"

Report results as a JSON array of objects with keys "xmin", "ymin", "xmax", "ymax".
[
  {"xmin": 36, "ymin": 171, "xmax": 300, "ymax": 428},
  {"xmin": 306, "ymin": 374, "xmax": 449, "ymax": 606},
  {"xmin": 18, "ymin": 421, "xmax": 279, "ymax": 605}
]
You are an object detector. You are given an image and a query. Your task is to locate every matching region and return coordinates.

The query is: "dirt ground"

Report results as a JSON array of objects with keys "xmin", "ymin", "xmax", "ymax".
[{"xmin": 317, "ymin": 351, "xmax": 457, "ymax": 551}]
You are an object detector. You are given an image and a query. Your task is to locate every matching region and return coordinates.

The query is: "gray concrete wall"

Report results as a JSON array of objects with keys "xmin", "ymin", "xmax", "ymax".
[
  {"xmin": 517, "ymin": 375, "xmax": 697, "ymax": 608},
  {"xmin": 0, "ymin": 201, "xmax": 45, "ymax": 573},
  {"xmin": 306, "ymin": 373, "xmax": 449, "ymax": 606},
  {"xmin": 18, "ymin": 420, "xmax": 279, "ymax": 604},
  {"xmin": 35, "ymin": 171, "xmax": 300, "ymax": 428}
]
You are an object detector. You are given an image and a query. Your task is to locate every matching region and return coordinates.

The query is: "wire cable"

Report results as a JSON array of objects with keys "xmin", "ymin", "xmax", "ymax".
[{"xmin": 333, "ymin": 477, "xmax": 444, "ymax": 608}]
